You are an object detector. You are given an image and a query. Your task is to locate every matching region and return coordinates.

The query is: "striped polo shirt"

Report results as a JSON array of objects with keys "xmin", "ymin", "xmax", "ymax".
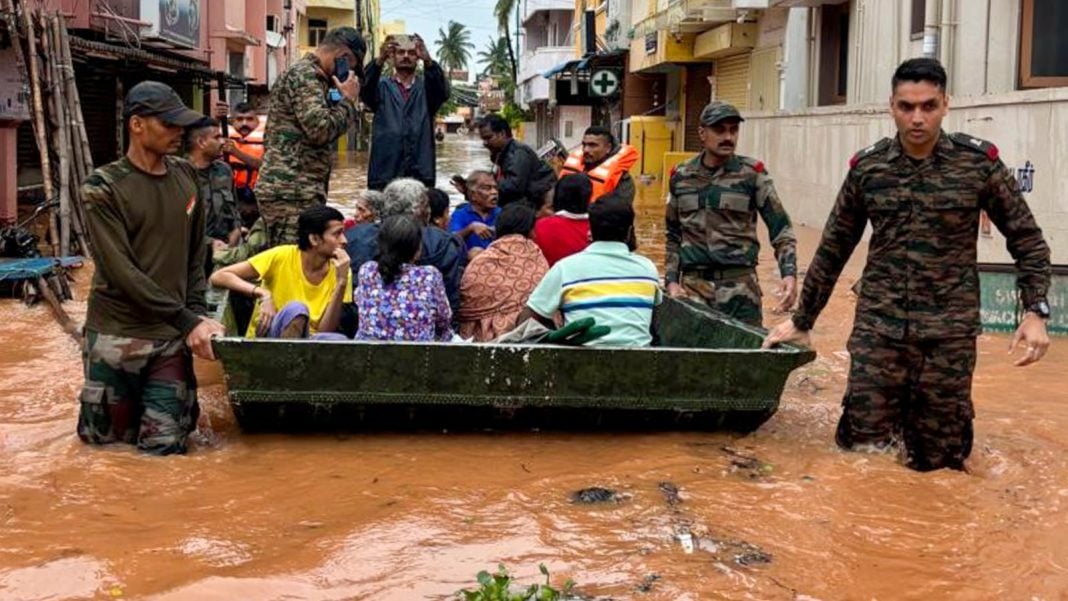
[{"xmin": 526, "ymin": 241, "xmax": 662, "ymax": 346}]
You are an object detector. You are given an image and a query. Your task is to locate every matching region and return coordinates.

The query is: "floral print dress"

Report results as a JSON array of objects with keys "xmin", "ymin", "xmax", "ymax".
[{"xmin": 355, "ymin": 262, "xmax": 454, "ymax": 341}]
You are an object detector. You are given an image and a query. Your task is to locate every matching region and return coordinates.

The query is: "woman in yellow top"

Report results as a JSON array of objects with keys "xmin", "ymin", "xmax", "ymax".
[{"xmin": 210, "ymin": 205, "xmax": 352, "ymax": 338}]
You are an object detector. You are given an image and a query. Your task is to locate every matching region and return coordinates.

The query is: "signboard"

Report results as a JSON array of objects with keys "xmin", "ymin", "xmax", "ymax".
[
  {"xmin": 0, "ymin": 47, "xmax": 30, "ymax": 123},
  {"xmin": 979, "ymin": 266, "xmax": 1067, "ymax": 336},
  {"xmin": 645, "ymin": 32, "xmax": 657, "ymax": 55},
  {"xmin": 140, "ymin": 0, "xmax": 201, "ymax": 49},
  {"xmin": 589, "ymin": 69, "xmax": 620, "ymax": 97}
]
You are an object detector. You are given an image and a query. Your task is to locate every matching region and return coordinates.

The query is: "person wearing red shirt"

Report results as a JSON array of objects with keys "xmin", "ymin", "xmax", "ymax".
[{"xmin": 534, "ymin": 173, "xmax": 592, "ymax": 267}]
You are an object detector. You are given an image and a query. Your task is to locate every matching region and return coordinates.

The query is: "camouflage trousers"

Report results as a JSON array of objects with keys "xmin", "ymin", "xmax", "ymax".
[
  {"xmin": 681, "ymin": 271, "xmax": 763, "ymax": 327},
  {"xmin": 76, "ymin": 330, "xmax": 199, "ymax": 456},
  {"xmin": 260, "ymin": 198, "xmax": 322, "ymax": 247},
  {"xmin": 836, "ymin": 329, "xmax": 977, "ymax": 472}
]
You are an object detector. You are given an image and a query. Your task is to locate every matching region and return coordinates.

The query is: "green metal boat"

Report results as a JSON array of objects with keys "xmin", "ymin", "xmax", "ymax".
[{"xmin": 210, "ymin": 296, "xmax": 815, "ymax": 432}]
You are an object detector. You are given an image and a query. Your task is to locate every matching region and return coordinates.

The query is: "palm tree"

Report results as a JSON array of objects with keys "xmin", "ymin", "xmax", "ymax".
[
  {"xmin": 493, "ymin": 0, "xmax": 518, "ymax": 85},
  {"xmin": 477, "ymin": 36, "xmax": 511, "ymax": 80},
  {"xmin": 434, "ymin": 21, "xmax": 475, "ymax": 77}
]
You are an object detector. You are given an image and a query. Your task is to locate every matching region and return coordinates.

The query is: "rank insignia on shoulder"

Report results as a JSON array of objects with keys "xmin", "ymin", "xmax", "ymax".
[
  {"xmin": 849, "ymin": 138, "xmax": 891, "ymax": 169},
  {"xmin": 950, "ymin": 132, "xmax": 999, "ymax": 161},
  {"xmin": 753, "ymin": 161, "xmax": 766, "ymax": 173}
]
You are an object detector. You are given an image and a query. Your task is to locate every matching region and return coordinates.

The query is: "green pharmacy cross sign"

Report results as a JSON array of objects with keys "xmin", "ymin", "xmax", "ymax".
[{"xmin": 590, "ymin": 69, "xmax": 620, "ymax": 97}]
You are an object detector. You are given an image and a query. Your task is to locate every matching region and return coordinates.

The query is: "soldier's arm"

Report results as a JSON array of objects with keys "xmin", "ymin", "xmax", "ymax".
[
  {"xmin": 359, "ymin": 60, "xmax": 383, "ymax": 111},
  {"xmin": 291, "ymin": 72, "xmax": 358, "ymax": 146},
  {"xmin": 185, "ymin": 165, "xmax": 209, "ymax": 316},
  {"xmin": 755, "ymin": 171, "xmax": 798, "ymax": 278},
  {"xmin": 423, "ymin": 60, "xmax": 451, "ymax": 117},
  {"xmin": 791, "ymin": 172, "xmax": 867, "ymax": 331},
  {"xmin": 83, "ymin": 176, "xmax": 204, "ymax": 335},
  {"xmin": 664, "ymin": 179, "xmax": 683, "ymax": 284},
  {"xmin": 981, "ymin": 160, "xmax": 1052, "ymax": 306}
]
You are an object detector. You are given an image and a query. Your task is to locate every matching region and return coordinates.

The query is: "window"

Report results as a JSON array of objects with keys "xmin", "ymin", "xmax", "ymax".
[
  {"xmin": 817, "ymin": 2, "xmax": 850, "ymax": 106},
  {"xmin": 308, "ymin": 19, "xmax": 328, "ymax": 47},
  {"xmin": 266, "ymin": 15, "xmax": 278, "ymax": 32},
  {"xmin": 910, "ymin": 0, "xmax": 925, "ymax": 38},
  {"xmin": 1019, "ymin": 0, "xmax": 1068, "ymax": 88}
]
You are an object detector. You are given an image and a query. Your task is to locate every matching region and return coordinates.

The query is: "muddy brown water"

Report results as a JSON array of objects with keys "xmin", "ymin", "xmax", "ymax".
[{"xmin": 1, "ymin": 139, "xmax": 1066, "ymax": 600}]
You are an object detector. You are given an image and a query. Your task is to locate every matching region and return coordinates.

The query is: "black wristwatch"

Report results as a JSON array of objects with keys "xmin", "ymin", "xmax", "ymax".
[{"xmin": 1027, "ymin": 299, "xmax": 1051, "ymax": 319}]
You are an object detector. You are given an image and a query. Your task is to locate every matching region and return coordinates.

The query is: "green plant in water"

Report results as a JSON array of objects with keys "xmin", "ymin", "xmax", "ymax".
[{"xmin": 458, "ymin": 563, "xmax": 576, "ymax": 601}]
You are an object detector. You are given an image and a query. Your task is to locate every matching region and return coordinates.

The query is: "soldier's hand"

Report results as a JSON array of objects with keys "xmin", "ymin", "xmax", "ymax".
[
  {"xmin": 1009, "ymin": 313, "xmax": 1050, "ymax": 367},
  {"xmin": 761, "ymin": 319, "xmax": 810, "ymax": 350},
  {"xmin": 666, "ymin": 282, "xmax": 688, "ymax": 299},
  {"xmin": 775, "ymin": 275, "xmax": 798, "ymax": 313},
  {"xmin": 212, "ymin": 101, "xmax": 229, "ymax": 120},
  {"xmin": 186, "ymin": 318, "xmax": 226, "ymax": 361},
  {"xmin": 333, "ymin": 73, "xmax": 361, "ymax": 103}
]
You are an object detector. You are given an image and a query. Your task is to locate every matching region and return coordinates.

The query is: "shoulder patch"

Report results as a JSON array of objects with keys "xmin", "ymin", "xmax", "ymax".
[
  {"xmin": 738, "ymin": 156, "xmax": 767, "ymax": 174},
  {"xmin": 949, "ymin": 132, "xmax": 999, "ymax": 161},
  {"xmin": 849, "ymin": 137, "xmax": 892, "ymax": 169}
]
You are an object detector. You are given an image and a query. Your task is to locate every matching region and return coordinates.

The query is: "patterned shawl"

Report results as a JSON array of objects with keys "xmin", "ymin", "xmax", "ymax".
[{"xmin": 458, "ymin": 235, "xmax": 549, "ymax": 342}]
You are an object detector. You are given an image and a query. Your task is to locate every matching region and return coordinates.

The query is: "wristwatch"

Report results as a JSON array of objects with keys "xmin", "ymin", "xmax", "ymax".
[{"xmin": 1027, "ymin": 299, "xmax": 1051, "ymax": 319}]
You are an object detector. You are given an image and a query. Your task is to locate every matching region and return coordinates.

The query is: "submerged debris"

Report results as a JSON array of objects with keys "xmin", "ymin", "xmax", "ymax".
[
  {"xmin": 571, "ymin": 487, "xmax": 623, "ymax": 504},
  {"xmin": 696, "ymin": 536, "xmax": 773, "ymax": 566},
  {"xmin": 657, "ymin": 481, "xmax": 682, "ymax": 506}
]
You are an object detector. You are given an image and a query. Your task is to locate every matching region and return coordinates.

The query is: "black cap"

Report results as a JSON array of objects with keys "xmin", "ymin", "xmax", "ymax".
[{"xmin": 123, "ymin": 81, "xmax": 203, "ymax": 127}]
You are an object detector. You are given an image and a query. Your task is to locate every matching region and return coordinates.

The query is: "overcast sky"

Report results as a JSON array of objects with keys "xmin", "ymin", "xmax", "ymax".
[{"xmin": 380, "ymin": 0, "xmax": 511, "ymax": 79}]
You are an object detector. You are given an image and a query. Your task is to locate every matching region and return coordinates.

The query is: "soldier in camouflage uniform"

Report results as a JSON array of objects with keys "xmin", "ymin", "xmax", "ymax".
[
  {"xmin": 665, "ymin": 101, "xmax": 798, "ymax": 327},
  {"xmin": 257, "ymin": 27, "xmax": 366, "ymax": 247},
  {"xmin": 186, "ymin": 117, "xmax": 241, "ymax": 260},
  {"xmin": 79, "ymin": 82, "xmax": 226, "ymax": 455},
  {"xmin": 764, "ymin": 58, "xmax": 1052, "ymax": 472}
]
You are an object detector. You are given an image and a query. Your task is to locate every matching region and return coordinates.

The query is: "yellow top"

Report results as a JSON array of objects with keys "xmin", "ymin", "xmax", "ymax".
[{"xmin": 246, "ymin": 245, "xmax": 353, "ymax": 338}]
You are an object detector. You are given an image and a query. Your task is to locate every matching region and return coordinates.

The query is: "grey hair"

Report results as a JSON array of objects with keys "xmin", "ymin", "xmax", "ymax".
[
  {"xmin": 359, "ymin": 189, "xmax": 387, "ymax": 220},
  {"xmin": 381, "ymin": 178, "xmax": 427, "ymax": 218},
  {"xmin": 465, "ymin": 169, "xmax": 494, "ymax": 190}
]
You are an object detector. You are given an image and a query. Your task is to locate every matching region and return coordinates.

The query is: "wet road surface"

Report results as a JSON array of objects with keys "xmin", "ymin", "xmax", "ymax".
[{"xmin": 0, "ymin": 137, "xmax": 1066, "ymax": 600}]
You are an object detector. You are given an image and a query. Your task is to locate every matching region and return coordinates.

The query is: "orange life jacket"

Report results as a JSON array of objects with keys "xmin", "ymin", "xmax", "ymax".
[
  {"xmin": 227, "ymin": 128, "xmax": 265, "ymax": 190},
  {"xmin": 558, "ymin": 144, "xmax": 640, "ymax": 203}
]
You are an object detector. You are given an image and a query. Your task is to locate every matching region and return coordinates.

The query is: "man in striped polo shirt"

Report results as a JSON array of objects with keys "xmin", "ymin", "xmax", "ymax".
[{"xmin": 521, "ymin": 197, "xmax": 662, "ymax": 346}]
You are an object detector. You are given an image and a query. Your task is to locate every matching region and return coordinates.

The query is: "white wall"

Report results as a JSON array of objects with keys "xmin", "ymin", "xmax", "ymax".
[{"xmin": 740, "ymin": 87, "xmax": 1068, "ymax": 265}]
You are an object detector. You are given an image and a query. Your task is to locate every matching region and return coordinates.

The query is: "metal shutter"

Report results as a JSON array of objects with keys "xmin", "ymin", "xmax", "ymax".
[{"xmin": 714, "ymin": 52, "xmax": 751, "ymax": 110}]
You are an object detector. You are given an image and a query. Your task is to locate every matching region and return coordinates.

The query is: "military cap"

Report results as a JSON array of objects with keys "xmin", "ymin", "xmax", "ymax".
[
  {"xmin": 700, "ymin": 101, "xmax": 745, "ymax": 126},
  {"xmin": 123, "ymin": 81, "xmax": 203, "ymax": 126}
]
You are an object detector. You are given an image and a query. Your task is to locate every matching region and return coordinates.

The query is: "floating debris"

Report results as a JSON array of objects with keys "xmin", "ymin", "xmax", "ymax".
[{"xmin": 571, "ymin": 487, "xmax": 623, "ymax": 504}]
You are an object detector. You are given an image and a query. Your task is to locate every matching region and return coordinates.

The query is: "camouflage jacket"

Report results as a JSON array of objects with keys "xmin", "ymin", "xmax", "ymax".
[
  {"xmin": 665, "ymin": 152, "xmax": 797, "ymax": 284},
  {"xmin": 256, "ymin": 53, "xmax": 360, "ymax": 207},
  {"xmin": 196, "ymin": 159, "xmax": 240, "ymax": 241},
  {"xmin": 213, "ymin": 218, "xmax": 268, "ymax": 268},
  {"xmin": 793, "ymin": 131, "xmax": 1051, "ymax": 340}
]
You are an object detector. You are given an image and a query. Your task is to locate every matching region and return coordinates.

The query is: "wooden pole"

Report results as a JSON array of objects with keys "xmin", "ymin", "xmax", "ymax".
[
  {"xmin": 41, "ymin": 12, "xmax": 71, "ymax": 256},
  {"xmin": 22, "ymin": 5, "xmax": 60, "ymax": 255},
  {"xmin": 36, "ymin": 275, "xmax": 80, "ymax": 342},
  {"xmin": 52, "ymin": 13, "xmax": 91, "ymax": 254}
]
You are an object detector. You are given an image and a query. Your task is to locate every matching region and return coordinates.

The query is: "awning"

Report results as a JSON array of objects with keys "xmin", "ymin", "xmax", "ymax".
[{"xmin": 543, "ymin": 50, "xmax": 627, "ymax": 79}]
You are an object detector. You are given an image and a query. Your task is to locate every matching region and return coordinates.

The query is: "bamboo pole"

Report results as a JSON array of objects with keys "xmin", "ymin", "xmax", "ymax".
[
  {"xmin": 55, "ymin": 13, "xmax": 92, "ymax": 253},
  {"xmin": 21, "ymin": 4, "xmax": 60, "ymax": 255},
  {"xmin": 41, "ymin": 12, "xmax": 71, "ymax": 256},
  {"xmin": 35, "ymin": 275, "xmax": 80, "ymax": 342}
]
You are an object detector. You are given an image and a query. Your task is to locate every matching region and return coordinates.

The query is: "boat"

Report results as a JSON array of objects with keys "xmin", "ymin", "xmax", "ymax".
[{"xmin": 210, "ymin": 295, "xmax": 815, "ymax": 433}]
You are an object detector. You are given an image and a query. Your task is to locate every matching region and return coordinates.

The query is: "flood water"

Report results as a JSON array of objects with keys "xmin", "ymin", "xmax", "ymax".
[{"xmin": 1, "ymin": 137, "xmax": 1066, "ymax": 600}]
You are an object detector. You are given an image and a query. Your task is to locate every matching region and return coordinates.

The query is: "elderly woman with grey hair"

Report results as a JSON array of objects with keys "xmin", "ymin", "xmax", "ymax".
[
  {"xmin": 352, "ymin": 189, "xmax": 387, "ymax": 226},
  {"xmin": 345, "ymin": 178, "xmax": 467, "ymax": 314}
]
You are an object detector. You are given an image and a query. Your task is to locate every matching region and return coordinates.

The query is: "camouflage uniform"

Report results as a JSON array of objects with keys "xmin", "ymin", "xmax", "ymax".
[
  {"xmin": 257, "ymin": 53, "xmax": 360, "ymax": 246},
  {"xmin": 77, "ymin": 330, "xmax": 199, "ymax": 455},
  {"xmin": 665, "ymin": 153, "xmax": 797, "ymax": 327},
  {"xmin": 793, "ymin": 132, "xmax": 1052, "ymax": 471},
  {"xmin": 196, "ymin": 160, "xmax": 241, "ymax": 242}
]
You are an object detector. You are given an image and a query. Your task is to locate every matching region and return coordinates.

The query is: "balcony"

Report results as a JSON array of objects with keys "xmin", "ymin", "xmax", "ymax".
[
  {"xmin": 516, "ymin": 46, "xmax": 575, "ymax": 105},
  {"xmin": 522, "ymin": 0, "xmax": 574, "ymax": 24}
]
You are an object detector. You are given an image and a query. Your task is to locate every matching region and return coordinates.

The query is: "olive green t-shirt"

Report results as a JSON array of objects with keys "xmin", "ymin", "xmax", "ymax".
[{"xmin": 82, "ymin": 155, "xmax": 208, "ymax": 340}]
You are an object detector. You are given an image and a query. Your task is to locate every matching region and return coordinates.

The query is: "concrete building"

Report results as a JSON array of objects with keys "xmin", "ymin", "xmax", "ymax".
[
  {"xmin": 517, "ymin": 0, "xmax": 577, "ymax": 148},
  {"xmin": 299, "ymin": 0, "xmax": 381, "ymax": 58}
]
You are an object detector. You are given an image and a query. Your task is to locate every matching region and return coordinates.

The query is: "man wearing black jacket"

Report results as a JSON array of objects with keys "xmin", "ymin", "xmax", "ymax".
[{"xmin": 478, "ymin": 114, "xmax": 555, "ymax": 209}]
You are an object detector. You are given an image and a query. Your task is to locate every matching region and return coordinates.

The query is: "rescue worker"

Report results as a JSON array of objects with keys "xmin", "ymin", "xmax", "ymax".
[
  {"xmin": 558, "ymin": 126, "xmax": 640, "ymax": 204},
  {"xmin": 764, "ymin": 58, "xmax": 1052, "ymax": 472},
  {"xmin": 256, "ymin": 26, "xmax": 365, "ymax": 247},
  {"xmin": 664, "ymin": 101, "xmax": 798, "ymax": 327}
]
